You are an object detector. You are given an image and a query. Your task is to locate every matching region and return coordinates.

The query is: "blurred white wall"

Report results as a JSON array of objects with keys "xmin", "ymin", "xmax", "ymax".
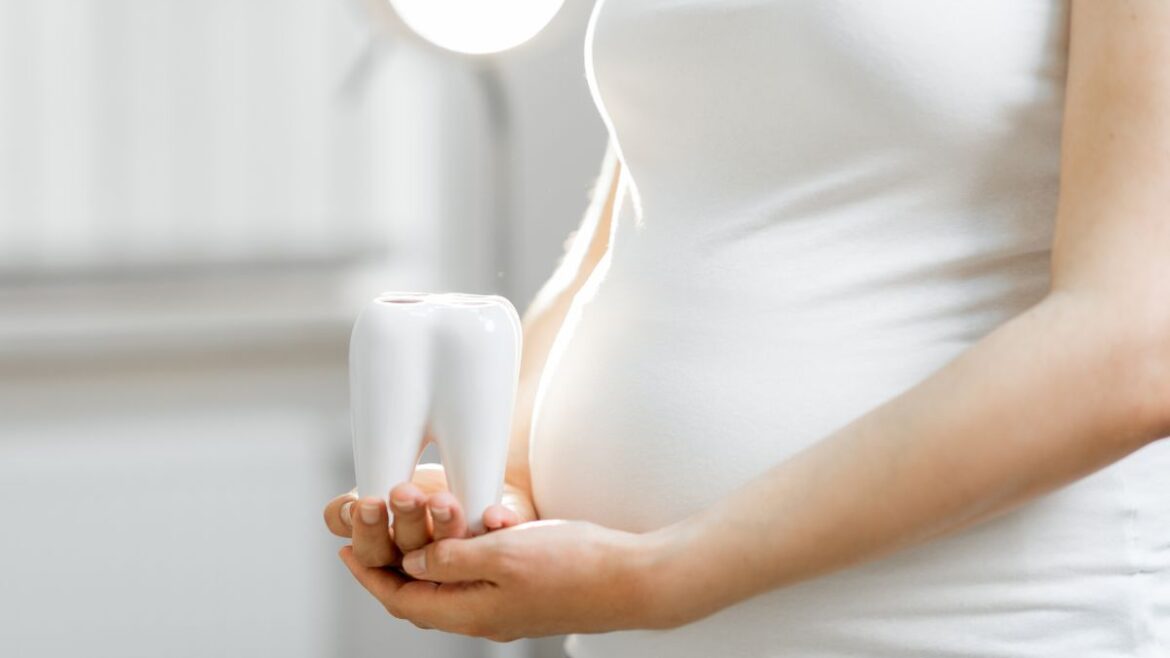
[{"xmin": 0, "ymin": 0, "xmax": 607, "ymax": 657}]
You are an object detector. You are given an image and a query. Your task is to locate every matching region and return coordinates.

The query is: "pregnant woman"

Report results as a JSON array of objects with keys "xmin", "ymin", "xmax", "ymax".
[{"xmin": 324, "ymin": 1, "xmax": 1170, "ymax": 656}]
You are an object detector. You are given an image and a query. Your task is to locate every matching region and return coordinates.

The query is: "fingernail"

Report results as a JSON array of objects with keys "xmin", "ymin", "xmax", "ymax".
[
  {"xmin": 430, "ymin": 505, "xmax": 451, "ymax": 522},
  {"xmin": 403, "ymin": 550, "xmax": 426, "ymax": 575},
  {"xmin": 359, "ymin": 500, "xmax": 380, "ymax": 525},
  {"xmin": 393, "ymin": 496, "xmax": 417, "ymax": 512},
  {"xmin": 341, "ymin": 501, "xmax": 354, "ymax": 526}
]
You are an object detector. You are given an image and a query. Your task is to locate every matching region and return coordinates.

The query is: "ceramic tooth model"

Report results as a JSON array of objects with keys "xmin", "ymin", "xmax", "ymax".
[
  {"xmin": 427, "ymin": 294, "xmax": 523, "ymax": 535},
  {"xmin": 349, "ymin": 292, "xmax": 522, "ymax": 535},
  {"xmin": 349, "ymin": 292, "xmax": 435, "ymax": 520}
]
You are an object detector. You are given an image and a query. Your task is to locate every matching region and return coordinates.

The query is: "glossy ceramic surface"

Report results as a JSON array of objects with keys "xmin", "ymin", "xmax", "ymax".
[{"xmin": 349, "ymin": 292, "xmax": 521, "ymax": 535}]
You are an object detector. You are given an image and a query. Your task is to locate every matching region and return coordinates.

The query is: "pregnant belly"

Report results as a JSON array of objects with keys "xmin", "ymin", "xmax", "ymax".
[
  {"xmin": 529, "ymin": 279, "xmax": 970, "ymax": 532},
  {"xmin": 528, "ymin": 279, "xmax": 1163, "ymax": 658}
]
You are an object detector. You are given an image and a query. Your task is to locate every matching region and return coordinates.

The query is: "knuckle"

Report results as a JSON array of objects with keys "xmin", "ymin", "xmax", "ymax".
[
  {"xmin": 396, "ymin": 538, "xmax": 423, "ymax": 555},
  {"xmin": 396, "ymin": 512, "xmax": 426, "ymax": 535},
  {"xmin": 393, "ymin": 515, "xmax": 422, "ymax": 537},
  {"xmin": 492, "ymin": 557, "xmax": 517, "ymax": 581},
  {"xmin": 431, "ymin": 541, "xmax": 458, "ymax": 570},
  {"xmin": 491, "ymin": 543, "xmax": 522, "ymax": 580},
  {"xmin": 354, "ymin": 546, "xmax": 386, "ymax": 568}
]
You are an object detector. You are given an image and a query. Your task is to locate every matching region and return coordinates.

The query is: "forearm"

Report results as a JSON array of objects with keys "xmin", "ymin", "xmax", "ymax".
[
  {"xmin": 648, "ymin": 290, "xmax": 1170, "ymax": 626},
  {"xmin": 505, "ymin": 145, "xmax": 622, "ymax": 495}
]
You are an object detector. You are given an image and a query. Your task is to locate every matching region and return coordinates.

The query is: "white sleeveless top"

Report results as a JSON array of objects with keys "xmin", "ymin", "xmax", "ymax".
[{"xmin": 528, "ymin": 1, "xmax": 1170, "ymax": 656}]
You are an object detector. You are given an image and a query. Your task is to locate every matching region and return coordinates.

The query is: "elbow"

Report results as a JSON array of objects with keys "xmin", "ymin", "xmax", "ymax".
[
  {"xmin": 1132, "ymin": 319, "xmax": 1170, "ymax": 442},
  {"xmin": 1103, "ymin": 308, "xmax": 1170, "ymax": 445},
  {"xmin": 1045, "ymin": 288, "xmax": 1170, "ymax": 446}
]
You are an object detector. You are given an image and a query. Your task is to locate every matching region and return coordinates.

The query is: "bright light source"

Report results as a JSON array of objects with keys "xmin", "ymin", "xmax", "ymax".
[{"xmin": 388, "ymin": 0, "xmax": 565, "ymax": 55}]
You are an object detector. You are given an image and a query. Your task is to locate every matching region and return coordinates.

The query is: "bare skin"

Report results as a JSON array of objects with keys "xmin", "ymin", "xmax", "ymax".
[{"xmin": 326, "ymin": 1, "xmax": 1170, "ymax": 642}]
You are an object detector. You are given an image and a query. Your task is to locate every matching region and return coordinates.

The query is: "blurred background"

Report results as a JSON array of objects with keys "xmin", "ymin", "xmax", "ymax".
[{"xmin": 0, "ymin": 0, "xmax": 606, "ymax": 656}]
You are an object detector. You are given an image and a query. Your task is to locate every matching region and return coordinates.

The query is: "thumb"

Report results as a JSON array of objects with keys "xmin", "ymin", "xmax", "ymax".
[{"xmin": 401, "ymin": 536, "xmax": 496, "ymax": 583}]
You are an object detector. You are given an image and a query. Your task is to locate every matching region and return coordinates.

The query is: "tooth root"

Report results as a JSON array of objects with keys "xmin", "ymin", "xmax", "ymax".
[
  {"xmin": 349, "ymin": 295, "xmax": 434, "ymax": 511},
  {"xmin": 429, "ymin": 296, "xmax": 522, "ymax": 535}
]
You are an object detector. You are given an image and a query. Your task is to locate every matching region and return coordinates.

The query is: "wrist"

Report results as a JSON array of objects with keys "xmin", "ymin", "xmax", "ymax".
[{"xmin": 622, "ymin": 517, "xmax": 723, "ymax": 630}]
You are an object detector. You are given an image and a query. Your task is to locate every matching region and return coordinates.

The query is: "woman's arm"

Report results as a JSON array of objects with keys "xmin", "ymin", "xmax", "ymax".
[{"xmin": 643, "ymin": 0, "xmax": 1170, "ymax": 625}]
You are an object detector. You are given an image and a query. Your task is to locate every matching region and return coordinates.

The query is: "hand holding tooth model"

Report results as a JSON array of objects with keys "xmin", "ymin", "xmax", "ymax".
[{"xmin": 349, "ymin": 292, "xmax": 522, "ymax": 536}]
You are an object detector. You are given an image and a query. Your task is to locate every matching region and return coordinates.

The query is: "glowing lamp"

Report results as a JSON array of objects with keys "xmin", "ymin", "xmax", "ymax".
[{"xmin": 388, "ymin": 0, "xmax": 566, "ymax": 55}]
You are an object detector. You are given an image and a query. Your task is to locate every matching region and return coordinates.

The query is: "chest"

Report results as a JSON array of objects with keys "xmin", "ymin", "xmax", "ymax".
[{"xmin": 588, "ymin": 0, "xmax": 1070, "ymax": 149}]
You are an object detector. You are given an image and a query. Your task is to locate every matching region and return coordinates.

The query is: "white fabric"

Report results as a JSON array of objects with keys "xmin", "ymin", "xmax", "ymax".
[{"xmin": 528, "ymin": 1, "xmax": 1170, "ymax": 656}]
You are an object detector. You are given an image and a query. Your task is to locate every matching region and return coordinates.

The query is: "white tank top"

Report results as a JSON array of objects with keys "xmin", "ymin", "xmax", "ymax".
[{"xmin": 528, "ymin": 1, "xmax": 1170, "ymax": 656}]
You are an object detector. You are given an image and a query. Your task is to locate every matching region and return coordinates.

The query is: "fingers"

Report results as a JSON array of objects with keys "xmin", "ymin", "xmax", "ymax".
[
  {"xmin": 339, "ymin": 545, "xmax": 412, "ymax": 605},
  {"xmin": 352, "ymin": 497, "xmax": 400, "ymax": 567},
  {"xmin": 323, "ymin": 490, "xmax": 358, "ymax": 538},
  {"xmin": 326, "ymin": 463, "xmax": 447, "ymax": 540},
  {"xmin": 482, "ymin": 503, "xmax": 523, "ymax": 532},
  {"xmin": 401, "ymin": 535, "xmax": 497, "ymax": 584},
  {"xmin": 391, "ymin": 483, "xmax": 432, "ymax": 553},
  {"xmin": 427, "ymin": 491, "xmax": 469, "ymax": 541},
  {"xmin": 340, "ymin": 545, "xmax": 474, "ymax": 634}
]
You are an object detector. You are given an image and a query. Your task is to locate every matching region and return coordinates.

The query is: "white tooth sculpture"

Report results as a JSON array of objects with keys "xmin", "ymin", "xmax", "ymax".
[{"xmin": 349, "ymin": 292, "xmax": 522, "ymax": 535}]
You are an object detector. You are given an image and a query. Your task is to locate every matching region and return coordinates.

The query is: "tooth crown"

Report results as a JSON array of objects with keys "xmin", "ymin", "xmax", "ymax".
[{"xmin": 349, "ymin": 292, "xmax": 522, "ymax": 535}]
